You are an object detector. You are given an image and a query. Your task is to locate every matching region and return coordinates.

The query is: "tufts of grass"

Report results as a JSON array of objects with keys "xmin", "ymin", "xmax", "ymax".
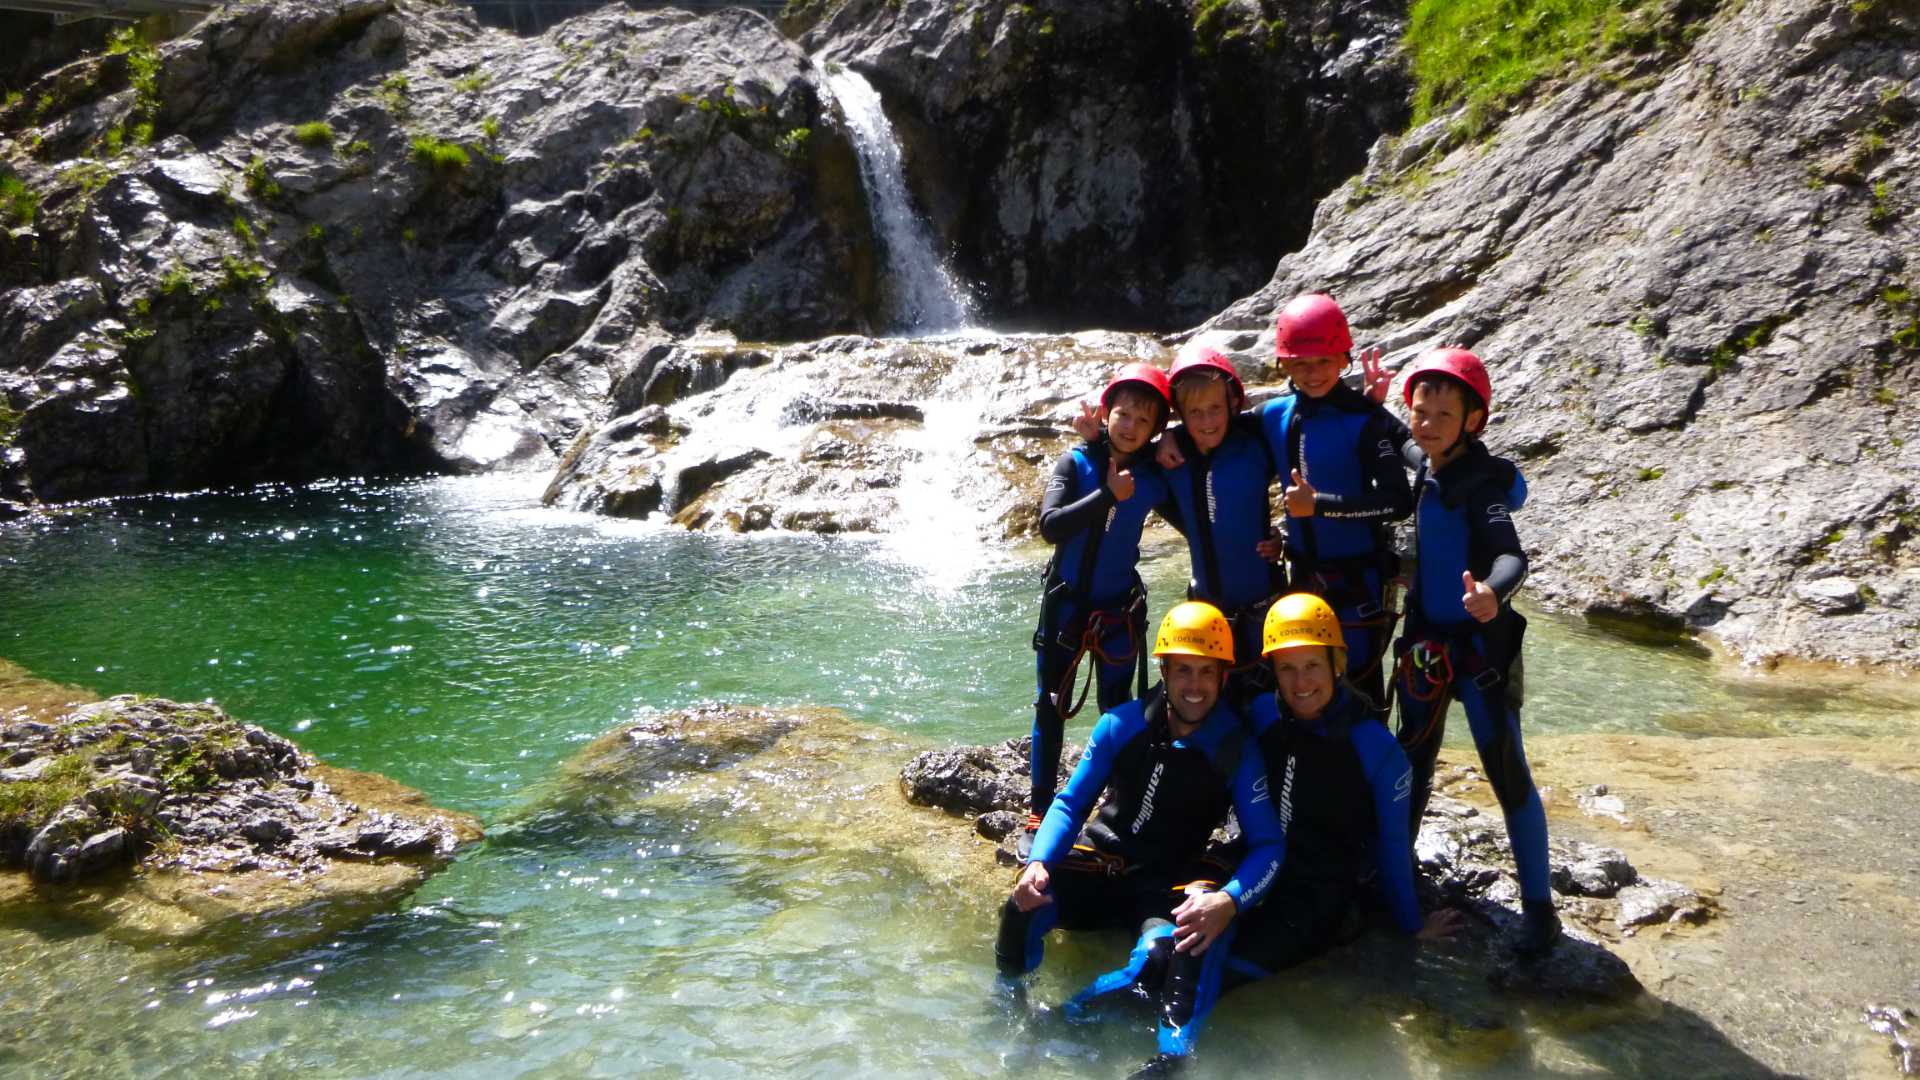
[
  {"xmin": 1, "ymin": 171, "xmax": 39, "ymax": 227},
  {"xmin": 1404, "ymin": 0, "xmax": 1711, "ymax": 139},
  {"xmin": 410, "ymin": 136, "xmax": 470, "ymax": 174},
  {"xmin": 292, "ymin": 121, "xmax": 336, "ymax": 148}
]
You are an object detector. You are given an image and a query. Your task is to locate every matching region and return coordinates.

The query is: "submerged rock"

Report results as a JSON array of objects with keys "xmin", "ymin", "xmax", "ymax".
[{"xmin": 0, "ymin": 695, "xmax": 480, "ymax": 942}]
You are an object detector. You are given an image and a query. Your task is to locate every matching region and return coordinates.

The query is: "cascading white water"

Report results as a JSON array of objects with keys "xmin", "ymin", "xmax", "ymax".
[{"xmin": 820, "ymin": 66, "xmax": 976, "ymax": 335}]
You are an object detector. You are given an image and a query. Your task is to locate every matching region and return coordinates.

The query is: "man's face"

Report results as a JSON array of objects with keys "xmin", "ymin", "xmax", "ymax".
[
  {"xmin": 1269, "ymin": 645, "xmax": 1334, "ymax": 720},
  {"xmin": 1176, "ymin": 381, "xmax": 1232, "ymax": 454},
  {"xmin": 1280, "ymin": 353, "xmax": 1343, "ymax": 398},
  {"xmin": 1162, "ymin": 654, "xmax": 1224, "ymax": 726}
]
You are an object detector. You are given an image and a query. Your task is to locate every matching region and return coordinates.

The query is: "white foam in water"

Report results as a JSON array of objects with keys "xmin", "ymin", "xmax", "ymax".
[{"xmin": 819, "ymin": 65, "xmax": 976, "ymax": 335}]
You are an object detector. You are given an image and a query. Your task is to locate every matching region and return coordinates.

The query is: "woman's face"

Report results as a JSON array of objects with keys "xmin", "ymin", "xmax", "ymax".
[{"xmin": 1269, "ymin": 644, "xmax": 1335, "ymax": 721}]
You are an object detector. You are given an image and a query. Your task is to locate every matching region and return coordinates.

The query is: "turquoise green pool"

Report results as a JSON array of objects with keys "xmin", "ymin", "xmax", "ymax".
[{"xmin": 1, "ymin": 475, "xmax": 1910, "ymax": 1078}]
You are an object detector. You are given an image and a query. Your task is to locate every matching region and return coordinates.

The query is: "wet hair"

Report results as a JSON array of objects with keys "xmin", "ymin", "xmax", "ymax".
[
  {"xmin": 1107, "ymin": 384, "xmax": 1166, "ymax": 422},
  {"xmin": 1407, "ymin": 371, "xmax": 1486, "ymax": 424},
  {"xmin": 1171, "ymin": 370, "xmax": 1232, "ymax": 411}
]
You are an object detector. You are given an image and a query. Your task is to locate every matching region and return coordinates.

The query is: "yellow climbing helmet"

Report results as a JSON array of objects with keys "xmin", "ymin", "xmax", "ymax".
[
  {"xmin": 1262, "ymin": 593, "xmax": 1347, "ymax": 673},
  {"xmin": 1152, "ymin": 601, "xmax": 1235, "ymax": 663}
]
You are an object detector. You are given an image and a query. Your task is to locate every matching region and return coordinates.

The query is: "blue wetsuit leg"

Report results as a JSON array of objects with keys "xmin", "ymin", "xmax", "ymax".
[{"xmin": 1455, "ymin": 677, "xmax": 1551, "ymax": 903}]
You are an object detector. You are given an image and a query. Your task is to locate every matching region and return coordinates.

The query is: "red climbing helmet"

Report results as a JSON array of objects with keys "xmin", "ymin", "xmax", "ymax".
[
  {"xmin": 1101, "ymin": 362, "xmax": 1173, "ymax": 434},
  {"xmin": 1168, "ymin": 346, "xmax": 1246, "ymax": 411},
  {"xmin": 1273, "ymin": 293, "xmax": 1354, "ymax": 359},
  {"xmin": 1402, "ymin": 346, "xmax": 1493, "ymax": 429}
]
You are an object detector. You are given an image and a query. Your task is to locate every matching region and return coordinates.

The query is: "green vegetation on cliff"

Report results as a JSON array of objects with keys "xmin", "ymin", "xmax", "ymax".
[{"xmin": 1405, "ymin": 0, "xmax": 1714, "ymax": 136}]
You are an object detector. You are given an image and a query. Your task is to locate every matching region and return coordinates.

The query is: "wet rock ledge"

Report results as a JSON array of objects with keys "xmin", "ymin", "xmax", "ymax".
[
  {"xmin": 0, "ymin": 695, "xmax": 480, "ymax": 935},
  {"xmin": 904, "ymin": 737, "xmax": 1716, "ymax": 1003}
]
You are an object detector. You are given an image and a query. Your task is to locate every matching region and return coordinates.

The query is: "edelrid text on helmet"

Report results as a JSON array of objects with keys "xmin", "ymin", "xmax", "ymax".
[
  {"xmin": 1262, "ymin": 593, "xmax": 1347, "ymax": 674},
  {"xmin": 1274, "ymin": 294, "xmax": 1354, "ymax": 360},
  {"xmin": 1152, "ymin": 601, "xmax": 1235, "ymax": 664}
]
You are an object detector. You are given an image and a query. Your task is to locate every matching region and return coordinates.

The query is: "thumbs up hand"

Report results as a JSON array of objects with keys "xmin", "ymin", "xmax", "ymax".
[
  {"xmin": 1461, "ymin": 570, "xmax": 1498, "ymax": 623},
  {"xmin": 1284, "ymin": 468, "xmax": 1316, "ymax": 518},
  {"xmin": 1107, "ymin": 457, "xmax": 1136, "ymax": 502}
]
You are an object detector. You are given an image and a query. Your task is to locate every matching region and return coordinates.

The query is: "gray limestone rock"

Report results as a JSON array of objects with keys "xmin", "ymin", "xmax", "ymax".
[{"xmin": 1203, "ymin": 0, "xmax": 1920, "ymax": 667}]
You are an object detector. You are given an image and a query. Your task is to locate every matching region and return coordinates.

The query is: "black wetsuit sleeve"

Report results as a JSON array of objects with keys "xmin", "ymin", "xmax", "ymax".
[
  {"xmin": 1038, "ymin": 449, "xmax": 1114, "ymax": 545},
  {"xmin": 1314, "ymin": 410, "xmax": 1415, "ymax": 522},
  {"xmin": 1467, "ymin": 478, "xmax": 1528, "ymax": 602}
]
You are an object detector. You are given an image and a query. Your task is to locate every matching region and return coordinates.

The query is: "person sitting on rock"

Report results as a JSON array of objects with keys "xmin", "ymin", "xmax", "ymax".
[
  {"xmin": 994, "ymin": 601, "xmax": 1284, "ymax": 1067},
  {"xmin": 1069, "ymin": 594, "xmax": 1463, "ymax": 1077},
  {"xmin": 1392, "ymin": 347, "xmax": 1558, "ymax": 958},
  {"xmin": 1023, "ymin": 362, "xmax": 1175, "ymax": 857}
]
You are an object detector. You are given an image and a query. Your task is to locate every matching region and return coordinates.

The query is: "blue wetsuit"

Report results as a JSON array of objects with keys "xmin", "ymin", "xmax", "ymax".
[
  {"xmin": 995, "ymin": 689, "xmax": 1284, "ymax": 992},
  {"xmin": 1393, "ymin": 438, "xmax": 1550, "ymax": 904},
  {"xmin": 1250, "ymin": 384, "xmax": 1414, "ymax": 703},
  {"xmin": 1029, "ymin": 438, "xmax": 1169, "ymax": 813},
  {"xmin": 1068, "ymin": 686, "xmax": 1421, "ymax": 1058},
  {"xmin": 1157, "ymin": 426, "xmax": 1282, "ymax": 698}
]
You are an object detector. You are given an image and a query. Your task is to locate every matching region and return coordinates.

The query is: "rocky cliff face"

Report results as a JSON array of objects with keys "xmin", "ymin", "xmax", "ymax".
[
  {"xmin": 1, "ymin": 0, "xmax": 875, "ymax": 503},
  {"xmin": 799, "ymin": 0, "xmax": 1411, "ymax": 329},
  {"xmin": 1201, "ymin": 0, "xmax": 1919, "ymax": 667}
]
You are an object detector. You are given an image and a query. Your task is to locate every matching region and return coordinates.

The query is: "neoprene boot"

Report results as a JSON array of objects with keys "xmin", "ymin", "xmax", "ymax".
[{"xmin": 1515, "ymin": 898, "xmax": 1561, "ymax": 959}]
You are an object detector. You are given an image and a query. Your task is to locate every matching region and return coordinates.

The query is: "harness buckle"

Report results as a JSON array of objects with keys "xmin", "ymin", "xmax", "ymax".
[{"xmin": 1471, "ymin": 666, "xmax": 1503, "ymax": 691}]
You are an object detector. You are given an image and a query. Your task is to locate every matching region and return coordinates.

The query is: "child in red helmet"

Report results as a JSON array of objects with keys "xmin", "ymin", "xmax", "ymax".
[
  {"xmin": 1394, "ymin": 346, "xmax": 1559, "ymax": 959},
  {"xmin": 1023, "ymin": 362, "xmax": 1173, "ymax": 857}
]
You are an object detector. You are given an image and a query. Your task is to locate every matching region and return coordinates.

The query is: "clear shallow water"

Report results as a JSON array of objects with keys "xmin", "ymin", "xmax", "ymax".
[{"xmin": 1, "ymin": 475, "xmax": 1914, "ymax": 1079}]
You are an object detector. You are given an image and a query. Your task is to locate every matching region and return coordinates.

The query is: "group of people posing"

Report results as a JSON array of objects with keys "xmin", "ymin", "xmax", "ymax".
[{"xmin": 993, "ymin": 294, "xmax": 1554, "ymax": 1075}]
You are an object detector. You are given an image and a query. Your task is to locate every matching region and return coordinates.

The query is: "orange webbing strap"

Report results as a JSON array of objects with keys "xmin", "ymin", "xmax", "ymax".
[
  {"xmin": 1056, "ymin": 608, "xmax": 1141, "ymax": 721},
  {"xmin": 1393, "ymin": 639, "xmax": 1454, "ymax": 751},
  {"xmin": 1061, "ymin": 844, "xmax": 1130, "ymax": 877}
]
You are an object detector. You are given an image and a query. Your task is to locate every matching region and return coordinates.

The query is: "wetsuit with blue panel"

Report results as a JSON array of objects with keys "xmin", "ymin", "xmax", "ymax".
[
  {"xmin": 1156, "ymin": 427, "xmax": 1282, "ymax": 705},
  {"xmin": 1251, "ymin": 384, "xmax": 1414, "ymax": 706},
  {"xmin": 1068, "ymin": 684, "xmax": 1421, "ymax": 1060},
  {"xmin": 1393, "ymin": 439, "xmax": 1551, "ymax": 907},
  {"xmin": 995, "ymin": 687, "xmax": 1284, "ymax": 1021},
  {"xmin": 1030, "ymin": 438, "xmax": 1170, "ymax": 814}
]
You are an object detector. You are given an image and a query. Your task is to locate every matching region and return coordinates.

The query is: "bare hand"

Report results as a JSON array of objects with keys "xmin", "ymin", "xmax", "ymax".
[
  {"xmin": 1107, "ymin": 457, "xmax": 1135, "ymax": 502},
  {"xmin": 1156, "ymin": 432, "xmax": 1187, "ymax": 470},
  {"xmin": 1171, "ymin": 889, "xmax": 1236, "ymax": 955},
  {"xmin": 1012, "ymin": 861, "xmax": 1053, "ymax": 912},
  {"xmin": 1255, "ymin": 534, "xmax": 1285, "ymax": 562},
  {"xmin": 1461, "ymin": 571, "xmax": 1498, "ymax": 623},
  {"xmin": 1415, "ymin": 907, "xmax": 1467, "ymax": 942},
  {"xmin": 1071, "ymin": 400, "xmax": 1102, "ymax": 443},
  {"xmin": 1284, "ymin": 468, "xmax": 1316, "ymax": 518},
  {"xmin": 1360, "ymin": 346, "xmax": 1390, "ymax": 404}
]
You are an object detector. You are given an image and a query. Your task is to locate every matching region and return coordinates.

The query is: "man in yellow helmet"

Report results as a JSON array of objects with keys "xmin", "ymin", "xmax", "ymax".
[{"xmin": 994, "ymin": 601, "xmax": 1284, "ymax": 1069}]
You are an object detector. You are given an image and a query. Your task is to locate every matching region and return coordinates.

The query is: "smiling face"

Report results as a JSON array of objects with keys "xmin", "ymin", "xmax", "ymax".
[
  {"xmin": 1280, "ymin": 353, "xmax": 1345, "ymax": 398},
  {"xmin": 1104, "ymin": 387, "xmax": 1163, "ymax": 456},
  {"xmin": 1408, "ymin": 377, "xmax": 1483, "ymax": 466},
  {"xmin": 1161, "ymin": 654, "xmax": 1225, "ymax": 729},
  {"xmin": 1174, "ymin": 378, "xmax": 1232, "ymax": 454},
  {"xmin": 1268, "ymin": 644, "xmax": 1335, "ymax": 721}
]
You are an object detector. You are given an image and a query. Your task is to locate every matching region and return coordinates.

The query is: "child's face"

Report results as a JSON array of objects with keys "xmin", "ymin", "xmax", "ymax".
[
  {"xmin": 1280, "ymin": 353, "xmax": 1344, "ymax": 398},
  {"xmin": 1269, "ymin": 645, "xmax": 1334, "ymax": 721},
  {"xmin": 1104, "ymin": 396, "xmax": 1160, "ymax": 454},
  {"xmin": 1408, "ymin": 380, "xmax": 1482, "ymax": 460},
  {"xmin": 1176, "ymin": 381, "xmax": 1232, "ymax": 454}
]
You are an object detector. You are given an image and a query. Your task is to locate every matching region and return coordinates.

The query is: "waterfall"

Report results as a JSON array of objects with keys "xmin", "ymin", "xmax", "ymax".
[{"xmin": 819, "ymin": 66, "xmax": 976, "ymax": 335}]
